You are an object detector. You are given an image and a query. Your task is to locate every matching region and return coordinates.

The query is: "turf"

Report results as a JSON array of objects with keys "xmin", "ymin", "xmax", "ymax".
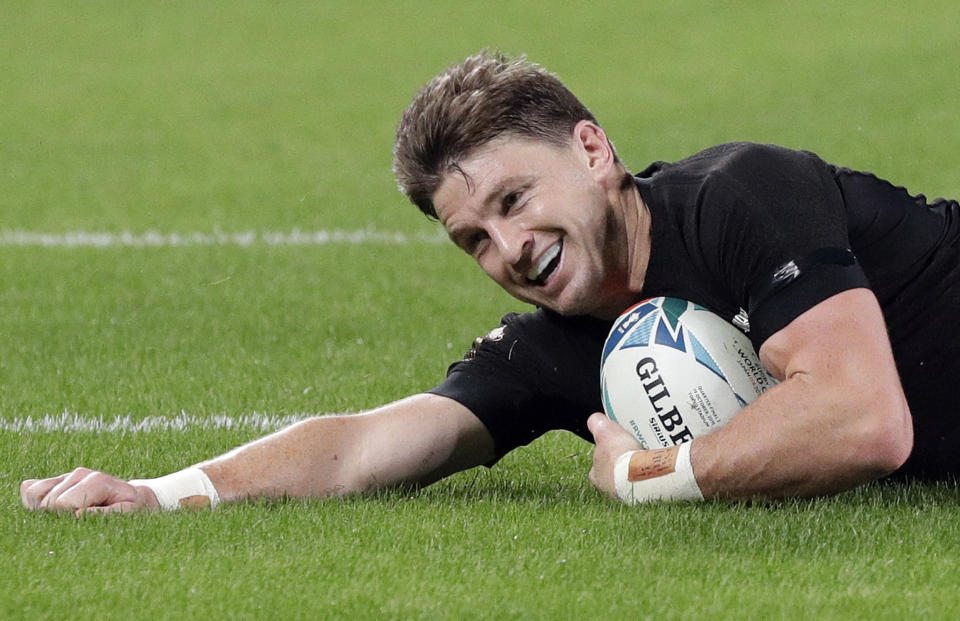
[{"xmin": 3, "ymin": 1, "xmax": 960, "ymax": 619}]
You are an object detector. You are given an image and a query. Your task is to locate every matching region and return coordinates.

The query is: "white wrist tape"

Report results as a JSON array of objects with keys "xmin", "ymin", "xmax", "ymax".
[
  {"xmin": 129, "ymin": 467, "xmax": 220, "ymax": 511},
  {"xmin": 613, "ymin": 442, "xmax": 703, "ymax": 504}
]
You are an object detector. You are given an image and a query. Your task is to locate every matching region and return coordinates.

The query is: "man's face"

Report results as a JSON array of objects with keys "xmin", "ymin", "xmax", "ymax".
[{"xmin": 432, "ymin": 131, "xmax": 640, "ymax": 318}]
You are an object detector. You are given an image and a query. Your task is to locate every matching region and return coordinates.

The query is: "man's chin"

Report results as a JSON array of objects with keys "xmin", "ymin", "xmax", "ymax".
[
  {"xmin": 547, "ymin": 293, "xmax": 635, "ymax": 320},
  {"xmin": 513, "ymin": 295, "xmax": 574, "ymax": 316},
  {"xmin": 536, "ymin": 296, "xmax": 596, "ymax": 318},
  {"xmin": 510, "ymin": 286, "xmax": 607, "ymax": 318}
]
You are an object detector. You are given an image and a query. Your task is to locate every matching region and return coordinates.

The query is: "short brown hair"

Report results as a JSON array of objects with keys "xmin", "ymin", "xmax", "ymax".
[{"xmin": 392, "ymin": 50, "xmax": 599, "ymax": 218}]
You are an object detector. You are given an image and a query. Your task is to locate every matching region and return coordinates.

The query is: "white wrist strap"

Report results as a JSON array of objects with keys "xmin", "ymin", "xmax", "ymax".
[
  {"xmin": 129, "ymin": 467, "xmax": 220, "ymax": 511},
  {"xmin": 613, "ymin": 442, "xmax": 703, "ymax": 505}
]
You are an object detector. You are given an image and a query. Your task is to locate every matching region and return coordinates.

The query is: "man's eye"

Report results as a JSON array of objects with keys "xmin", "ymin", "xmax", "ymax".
[
  {"xmin": 503, "ymin": 191, "xmax": 521, "ymax": 213},
  {"xmin": 468, "ymin": 231, "xmax": 488, "ymax": 253}
]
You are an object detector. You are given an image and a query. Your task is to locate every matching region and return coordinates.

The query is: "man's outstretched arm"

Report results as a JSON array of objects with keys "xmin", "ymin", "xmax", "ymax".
[
  {"xmin": 21, "ymin": 394, "xmax": 495, "ymax": 514},
  {"xmin": 590, "ymin": 288, "xmax": 915, "ymax": 501}
]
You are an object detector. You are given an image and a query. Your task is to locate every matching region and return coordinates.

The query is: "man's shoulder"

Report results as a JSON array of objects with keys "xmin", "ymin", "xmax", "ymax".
[
  {"xmin": 459, "ymin": 308, "xmax": 610, "ymax": 364},
  {"xmin": 497, "ymin": 308, "xmax": 610, "ymax": 345},
  {"xmin": 515, "ymin": 308, "xmax": 612, "ymax": 341},
  {"xmin": 637, "ymin": 142, "xmax": 823, "ymax": 184}
]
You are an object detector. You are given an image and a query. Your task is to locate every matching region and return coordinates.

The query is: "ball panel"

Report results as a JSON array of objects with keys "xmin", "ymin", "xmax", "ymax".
[
  {"xmin": 687, "ymin": 331, "xmax": 725, "ymax": 379},
  {"xmin": 676, "ymin": 304, "xmax": 773, "ymax": 404},
  {"xmin": 601, "ymin": 300, "xmax": 660, "ymax": 365},
  {"xmin": 653, "ymin": 314, "xmax": 686, "ymax": 351}
]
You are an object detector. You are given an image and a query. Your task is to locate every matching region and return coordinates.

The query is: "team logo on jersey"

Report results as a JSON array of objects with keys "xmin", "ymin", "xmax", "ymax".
[{"xmin": 463, "ymin": 325, "xmax": 507, "ymax": 361}]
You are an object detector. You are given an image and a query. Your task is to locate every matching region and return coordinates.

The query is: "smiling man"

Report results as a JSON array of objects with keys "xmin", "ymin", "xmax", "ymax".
[
  {"xmin": 431, "ymin": 131, "xmax": 649, "ymax": 319},
  {"xmin": 21, "ymin": 51, "xmax": 960, "ymax": 513}
]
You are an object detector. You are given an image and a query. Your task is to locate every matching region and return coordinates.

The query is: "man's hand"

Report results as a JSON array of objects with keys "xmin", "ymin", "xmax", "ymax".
[
  {"xmin": 21, "ymin": 468, "xmax": 159, "ymax": 516},
  {"xmin": 587, "ymin": 412, "xmax": 643, "ymax": 498}
]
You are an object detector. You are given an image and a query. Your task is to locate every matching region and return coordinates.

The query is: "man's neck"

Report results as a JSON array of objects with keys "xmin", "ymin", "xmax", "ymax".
[{"xmin": 623, "ymin": 180, "xmax": 652, "ymax": 298}]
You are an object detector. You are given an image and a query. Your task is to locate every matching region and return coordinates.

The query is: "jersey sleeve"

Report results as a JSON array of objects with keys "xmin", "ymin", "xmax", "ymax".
[
  {"xmin": 693, "ymin": 144, "xmax": 871, "ymax": 348},
  {"xmin": 427, "ymin": 311, "xmax": 608, "ymax": 462}
]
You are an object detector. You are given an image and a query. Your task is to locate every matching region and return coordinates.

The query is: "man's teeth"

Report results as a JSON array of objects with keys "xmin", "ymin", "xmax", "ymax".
[{"xmin": 528, "ymin": 241, "xmax": 562, "ymax": 281}]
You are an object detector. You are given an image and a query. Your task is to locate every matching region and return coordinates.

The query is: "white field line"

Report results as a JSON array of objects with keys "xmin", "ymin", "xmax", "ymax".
[
  {"xmin": 0, "ymin": 229, "xmax": 447, "ymax": 248},
  {"xmin": 0, "ymin": 411, "xmax": 309, "ymax": 433}
]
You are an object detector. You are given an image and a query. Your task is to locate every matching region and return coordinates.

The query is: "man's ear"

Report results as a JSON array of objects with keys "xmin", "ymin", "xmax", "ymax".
[{"xmin": 572, "ymin": 120, "xmax": 618, "ymax": 183}]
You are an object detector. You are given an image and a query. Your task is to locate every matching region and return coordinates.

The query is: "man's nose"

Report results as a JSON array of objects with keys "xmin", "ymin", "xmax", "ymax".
[{"xmin": 489, "ymin": 221, "xmax": 530, "ymax": 266}]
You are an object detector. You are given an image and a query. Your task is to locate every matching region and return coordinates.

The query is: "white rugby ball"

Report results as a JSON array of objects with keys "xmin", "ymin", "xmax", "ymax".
[{"xmin": 600, "ymin": 297, "xmax": 777, "ymax": 449}]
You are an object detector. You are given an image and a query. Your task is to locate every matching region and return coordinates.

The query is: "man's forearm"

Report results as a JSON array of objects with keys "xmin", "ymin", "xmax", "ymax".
[
  {"xmin": 197, "ymin": 415, "xmax": 364, "ymax": 503},
  {"xmin": 690, "ymin": 371, "xmax": 911, "ymax": 500},
  {"xmin": 124, "ymin": 415, "xmax": 368, "ymax": 510},
  {"xmin": 196, "ymin": 394, "xmax": 494, "ymax": 504}
]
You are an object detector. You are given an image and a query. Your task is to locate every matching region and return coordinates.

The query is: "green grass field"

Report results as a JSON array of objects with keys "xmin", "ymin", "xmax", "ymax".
[{"xmin": 3, "ymin": 1, "xmax": 960, "ymax": 618}]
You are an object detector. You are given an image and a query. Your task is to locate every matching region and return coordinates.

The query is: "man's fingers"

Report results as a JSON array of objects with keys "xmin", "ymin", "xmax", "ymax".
[
  {"xmin": 27, "ymin": 467, "xmax": 128, "ymax": 512},
  {"xmin": 55, "ymin": 475, "xmax": 114, "ymax": 510},
  {"xmin": 589, "ymin": 413, "xmax": 639, "ymax": 444},
  {"xmin": 38, "ymin": 468, "xmax": 97, "ymax": 510},
  {"xmin": 587, "ymin": 412, "xmax": 643, "ymax": 498},
  {"xmin": 24, "ymin": 469, "xmax": 148, "ymax": 514},
  {"xmin": 21, "ymin": 473, "xmax": 70, "ymax": 509},
  {"xmin": 586, "ymin": 412, "xmax": 608, "ymax": 438}
]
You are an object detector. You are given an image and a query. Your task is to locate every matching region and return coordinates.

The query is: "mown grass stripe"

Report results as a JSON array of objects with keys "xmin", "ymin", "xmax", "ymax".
[
  {"xmin": 0, "ymin": 412, "xmax": 307, "ymax": 433},
  {"xmin": 0, "ymin": 229, "xmax": 447, "ymax": 248}
]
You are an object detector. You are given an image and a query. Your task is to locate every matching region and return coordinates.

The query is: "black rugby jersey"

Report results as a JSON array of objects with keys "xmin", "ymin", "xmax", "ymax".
[{"xmin": 431, "ymin": 142, "xmax": 960, "ymax": 479}]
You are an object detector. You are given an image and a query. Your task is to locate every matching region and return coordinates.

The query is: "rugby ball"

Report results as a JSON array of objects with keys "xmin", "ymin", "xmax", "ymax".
[{"xmin": 600, "ymin": 297, "xmax": 777, "ymax": 449}]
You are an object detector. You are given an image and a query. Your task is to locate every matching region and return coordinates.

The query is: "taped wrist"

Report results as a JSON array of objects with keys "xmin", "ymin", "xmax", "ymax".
[
  {"xmin": 129, "ymin": 467, "xmax": 220, "ymax": 510},
  {"xmin": 613, "ymin": 442, "xmax": 703, "ymax": 504}
]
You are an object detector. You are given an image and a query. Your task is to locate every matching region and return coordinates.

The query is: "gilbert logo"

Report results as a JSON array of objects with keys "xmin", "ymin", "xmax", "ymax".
[{"xmin": 635, "ymin": 357, "xmax": 693, "ymax": 445}]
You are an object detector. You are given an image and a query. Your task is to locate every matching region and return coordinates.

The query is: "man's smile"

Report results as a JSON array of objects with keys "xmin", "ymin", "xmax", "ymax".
[{"xmin": 527, "ymin": 239, "xmax": 563, "ymax": 286}]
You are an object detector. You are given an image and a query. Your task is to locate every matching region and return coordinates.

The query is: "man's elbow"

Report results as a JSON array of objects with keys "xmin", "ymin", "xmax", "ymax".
[{"xmin": 856, "ymin": 397, "xmax": 914, "ymax": 477}]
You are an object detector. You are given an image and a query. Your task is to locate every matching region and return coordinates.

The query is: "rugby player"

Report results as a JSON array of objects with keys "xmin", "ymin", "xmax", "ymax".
[{"xmin": 22, "ymin": 51, "xmax": 958, "ymax": 512}]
